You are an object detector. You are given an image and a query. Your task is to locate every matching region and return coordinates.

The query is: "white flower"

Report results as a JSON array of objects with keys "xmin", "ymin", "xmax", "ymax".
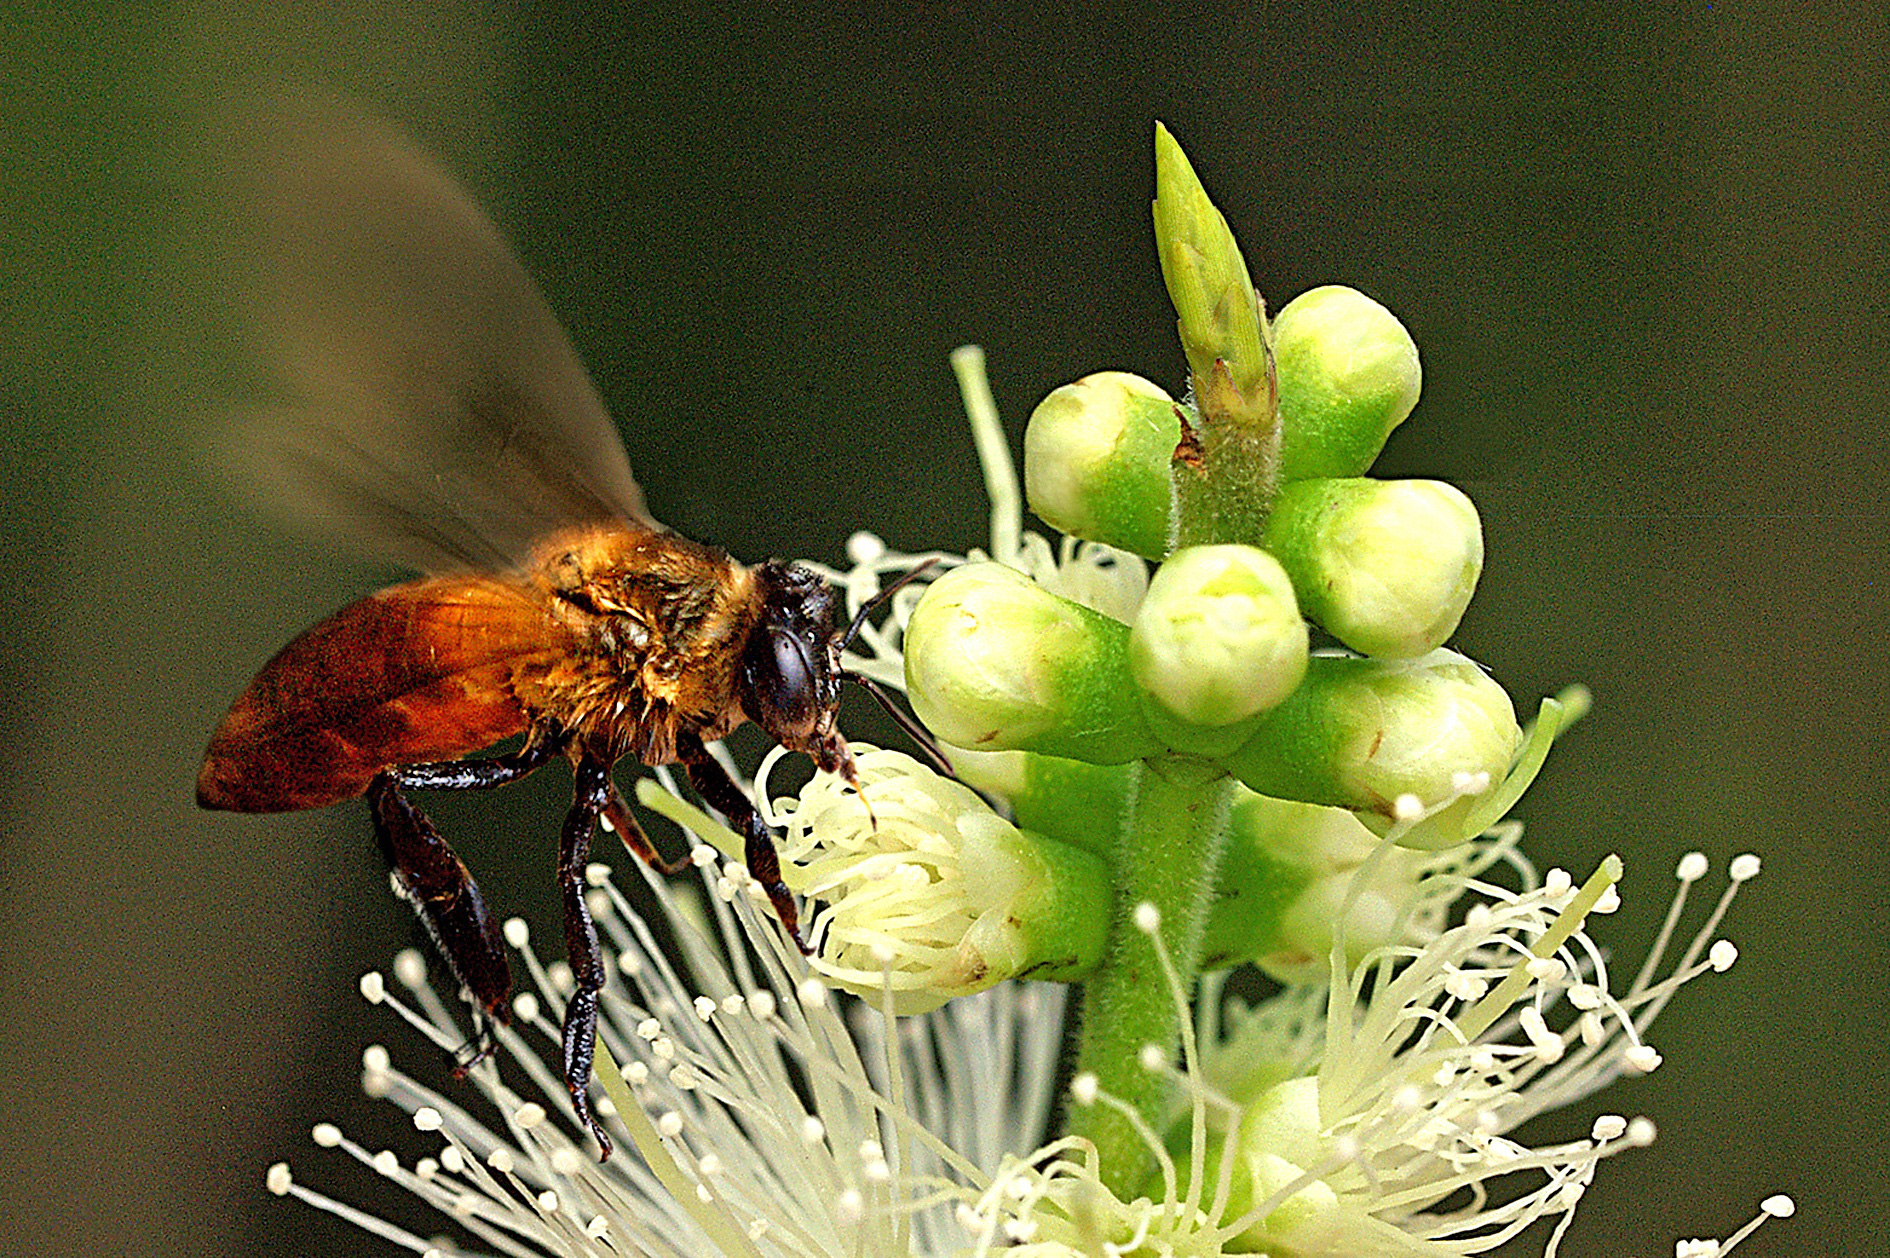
[
  {"xmin": 770, "ymin": 747, "xmax": 1112, "ymax": 1013},
  {"xmin": 267, "ymin": 841, "xmax": 1787, "ymax": 1258},
  {"xmin": 981, "ymin": 851, "xmax": 1783, "ymax": 1258},
  {"xmin": 267, "ymin": 842, "xmax": 1070, "ymax": 1256}
]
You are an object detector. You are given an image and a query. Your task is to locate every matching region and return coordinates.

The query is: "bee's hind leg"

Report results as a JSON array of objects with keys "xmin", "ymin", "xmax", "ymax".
[{"xmin": 367, "ymin": 772, "xmax": 513, "ymax": 1070}]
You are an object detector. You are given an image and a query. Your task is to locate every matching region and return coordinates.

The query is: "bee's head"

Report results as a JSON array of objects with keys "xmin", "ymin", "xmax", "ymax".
[{"xmin": 742, "ymin": 561, "xmax": 856, "ymax": 781}]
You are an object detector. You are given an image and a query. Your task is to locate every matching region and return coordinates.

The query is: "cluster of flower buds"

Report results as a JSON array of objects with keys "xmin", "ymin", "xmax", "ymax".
[
  {"xmin": 882, "ymin": 126, "xmax": 1585, "ymax": 1194},
  {"xmin": 910, "ymin": 274, "xmax": 1534, "ymax": 817}
]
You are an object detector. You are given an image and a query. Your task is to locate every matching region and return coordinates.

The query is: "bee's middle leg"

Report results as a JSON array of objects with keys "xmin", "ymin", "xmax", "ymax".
[{"xmin": 557, "ymin": 754, "xmax": 615, "ymax": 1158}]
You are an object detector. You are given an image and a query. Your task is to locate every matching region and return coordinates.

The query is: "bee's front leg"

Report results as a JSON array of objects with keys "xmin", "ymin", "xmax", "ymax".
[
  {"xmin": 675, "ymin": 731, "xmax": 809, "ymax": 954},
  {"xmin": 557, "ymin": 753, "xmax": 616, "ymax": 1158}
]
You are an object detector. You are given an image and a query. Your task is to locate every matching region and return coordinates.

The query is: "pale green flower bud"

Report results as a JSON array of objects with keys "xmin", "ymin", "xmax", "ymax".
[
  {"xmin": 780, "ymin": 749, "xmax": 1111, "ymax": 1013},
  {"xmin": 1202, "ymin": 791, "xmax": 1439, "ymax": 980},
  {"xmin": 1222, "ymin": 649, "xmax": 1522, "ymax": 844},
  {"xmin": 1264, "ymin": 477, "xmax": 1483, "ymax": 658},
  {"xmin": 1193, "ymin": 1075, "xmax": 1390, "ymax": 1257},
  {"xmin": 1025, "ymin": 372, "xmax": 1178, "ymax": 558},
  {"xmin": 1129, "ymin": 544, "xmax": 1308, "ymax": 729},
  {"xmin": 1274, "ymin": 285, "xmax": 1421, "ymax": 482},
  {"xmin": 904, "ymin": 562, "xmax": 1160, "ymax": 763}
]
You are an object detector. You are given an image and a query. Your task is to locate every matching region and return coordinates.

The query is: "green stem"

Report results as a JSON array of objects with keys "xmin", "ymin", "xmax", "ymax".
[
  {"xmin": 1067, "ymin": 753, "xmax": 1236, "ymax": 1196},
  {"xmin": 950, "ymin": 344, "xmax": 1022, "ymax": 566}
]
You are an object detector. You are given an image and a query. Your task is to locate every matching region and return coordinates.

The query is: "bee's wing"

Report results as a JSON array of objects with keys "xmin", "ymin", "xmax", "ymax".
[{"xmin": 215, "ymin": 97, "xmax": 656, "ymax": 573}]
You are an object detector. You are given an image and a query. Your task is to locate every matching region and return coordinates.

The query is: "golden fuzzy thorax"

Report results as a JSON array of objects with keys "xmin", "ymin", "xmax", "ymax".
[{"xmin": 508, "ymin": 525, "xmax": 761, "ymax": 765}]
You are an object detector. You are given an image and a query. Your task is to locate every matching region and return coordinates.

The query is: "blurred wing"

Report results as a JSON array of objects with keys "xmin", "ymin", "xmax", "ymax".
[{"xmin": 217, "ymin": 97, "xmax": 656, "ymax": 572}]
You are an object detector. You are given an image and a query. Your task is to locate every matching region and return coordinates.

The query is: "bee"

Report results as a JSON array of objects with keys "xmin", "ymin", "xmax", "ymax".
[{"xmin": 194, "ymin": 101, "xmax": 932, "ymax": 1157}]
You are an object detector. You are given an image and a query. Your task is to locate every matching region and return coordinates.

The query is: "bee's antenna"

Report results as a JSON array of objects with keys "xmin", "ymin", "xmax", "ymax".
[
  {"xmin": 841, "ymin": 669, "xmax": 956, "ymax": 778},
  {"xmin": 839, "ymin": 557, "xmax": 940, "ymax": 654},
  {"xmin": 834, "ymin": 558, "xmax": 952, "ymax": 776}
]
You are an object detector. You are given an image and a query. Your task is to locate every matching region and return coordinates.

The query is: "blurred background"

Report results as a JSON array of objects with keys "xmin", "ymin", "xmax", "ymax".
[{"xmin": 3, "ymin": 5, "xmax": 1884, "ymax": 1255}]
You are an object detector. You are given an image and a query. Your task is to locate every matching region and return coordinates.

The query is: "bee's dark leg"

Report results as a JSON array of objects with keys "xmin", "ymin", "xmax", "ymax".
[
  {"xmin": 557, "ymin": 753, "xmax": 615, "ymax": 1159},
  {"xmin": 602, "ymin": 785, "xmax": 694, "ymax": 875},
  {"xmin": 675, "ymin": 732, "xmax": 809, "ymax": 955},
  {"xmin": 387, "ymin": 719, "xmax": 570, "ymax": 792},
  {"xmin": 369, "ymin": 721, "xmax": 571, "ymax": 1069},
  {"xmin": 367, "ymin": 773, "xmax": 511, "ymax": 1072}
]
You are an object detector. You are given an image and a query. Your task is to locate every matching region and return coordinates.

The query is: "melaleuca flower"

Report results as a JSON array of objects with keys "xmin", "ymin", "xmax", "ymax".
[
  {"xmin": 264, "ymin": 842, "xmax": 1073, "ymax": 1257},
  {"xmin": 768, "ymin": 746, "xmax": 1112, "ymax": 1012},
  {"xmin": 958, "ymin": 854, "xmax": 1784, "ymax": 1258}
]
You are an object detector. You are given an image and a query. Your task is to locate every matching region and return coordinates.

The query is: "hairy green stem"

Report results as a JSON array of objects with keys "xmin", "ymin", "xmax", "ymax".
[{"xmin": 1067, "ymin": 754, "xmax": 1236, "ymax": 1195}]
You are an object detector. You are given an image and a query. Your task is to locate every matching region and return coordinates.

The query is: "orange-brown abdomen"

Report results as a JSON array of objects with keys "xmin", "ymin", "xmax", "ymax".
[{"xmin": 198, "ymin": 575, "xmax": 564, "ymax": 812}]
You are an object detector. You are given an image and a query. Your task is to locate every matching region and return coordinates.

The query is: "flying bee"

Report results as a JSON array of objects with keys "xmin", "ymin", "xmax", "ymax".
[{"xmin": 194, "ymin": 100, "xmax": 935, "ymax": 1157}]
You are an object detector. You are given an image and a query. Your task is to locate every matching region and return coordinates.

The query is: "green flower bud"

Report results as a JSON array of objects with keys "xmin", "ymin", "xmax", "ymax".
[
  {"xmin": 1024, "ymin": 372, "xmax": 1179, "ymax": 559},
  {"xmin": 1203, "ymin": 791, "xmax": 1458, "ymax": 981},
  {"xmin": 1216, "ymin": 1076, "xmax": 1349, "ymax": 1253},
  {"xmin": 904, "ymin": 562, "xmax": 1160, "ymax": 763},
  {"xmin": 780, "ymin": 749, "xmax": 1112, "ymax": 1013},
  {"xmin": 1129, "ymin": 544, "xmax": 1308, "ymax": 730},
  {"xmin": 1263, "ymin": 477, "xmax": 1483, "ymax": 658},
  {"xmin": 1274, "ymin": 285, "xmax": 1421, "ymax": 482},
  {"xmin": 1221, "ymin": 650, "xmax": 1522, "ymax": 843},
  {"xmin": 994, "ymin": 751, "xmax": 1134, "ymax": 861}
]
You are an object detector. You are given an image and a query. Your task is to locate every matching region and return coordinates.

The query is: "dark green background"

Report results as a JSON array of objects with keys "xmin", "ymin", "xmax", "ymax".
[{"xmin": 4, "ymin": 6, "xmax": 1883, "ymax": 1255}]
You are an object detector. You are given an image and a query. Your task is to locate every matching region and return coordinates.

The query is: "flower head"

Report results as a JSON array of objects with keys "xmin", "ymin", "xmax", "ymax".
[
  {"xmin": 267, "ymin": 840, "xmax": 1073, "ymax": 1257},
  {"xmin": 771, "ymin": 746, "xmax": 1112, "ymax": 1012}
]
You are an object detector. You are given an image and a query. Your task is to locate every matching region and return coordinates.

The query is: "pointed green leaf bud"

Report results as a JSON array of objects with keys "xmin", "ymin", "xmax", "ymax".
[
  {"xmin": 904, "ymin": 562, "xmax": 1160, "ymax": 763},
  {"xmin": 1024, "ymin": 372, "xmax": 1179, "ymax": 558},
  {"xmin": 1151, "ymin": 123, "xmax": 1273, "ymax": 431},
  {"xmin": 1128, "ymin": 544, "xmax": 1308, "ymax": 730},
  {"xmin": 781, "ymin": 749, "xmax": 1112, "ymax": 1013},
  {"xmin": 1263, "ymin": 477, "xmax": 1483, "ymax": 658},
  {"xmin": 1274, "ymin": 285, "xmax": 1421, "ymax": 482},
  {"xmin": 1221, "ymin": 649, "xmax": 1522, "ymax": 842}
]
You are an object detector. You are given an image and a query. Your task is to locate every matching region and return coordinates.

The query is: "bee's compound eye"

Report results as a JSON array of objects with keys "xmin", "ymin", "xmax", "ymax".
[{"xmin": 749, "ymin": 628, "xmax": 818, "ymax": 739}]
